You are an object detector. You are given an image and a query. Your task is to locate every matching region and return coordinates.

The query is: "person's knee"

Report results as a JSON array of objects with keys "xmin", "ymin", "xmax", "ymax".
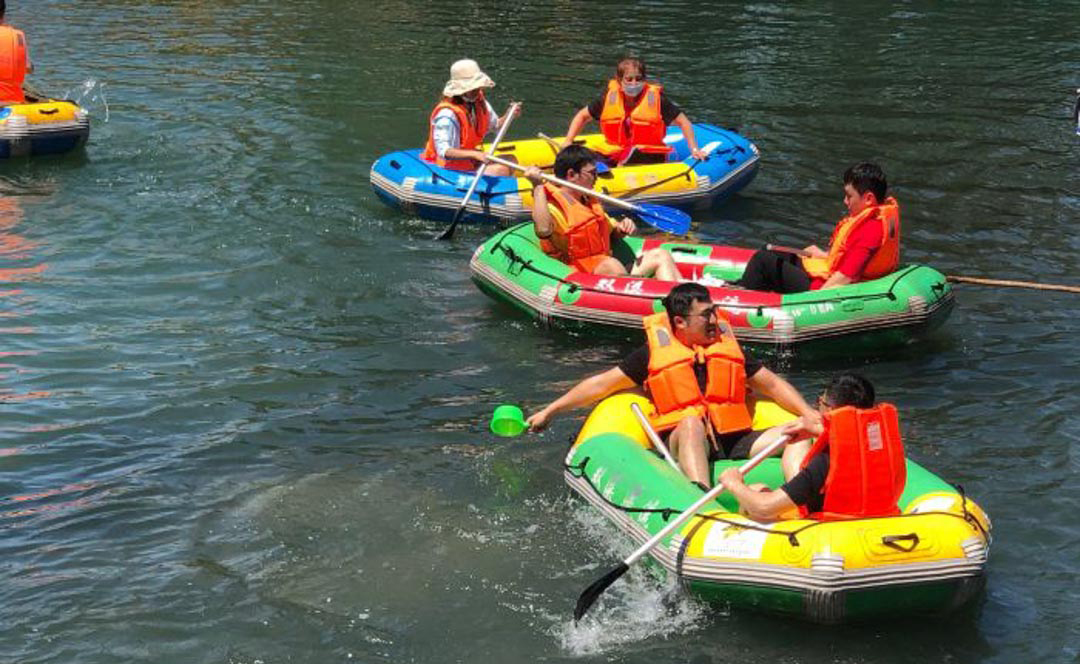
[{"xmin": 593, "ymin": 257, "xmax": 628, "ymax": 276}]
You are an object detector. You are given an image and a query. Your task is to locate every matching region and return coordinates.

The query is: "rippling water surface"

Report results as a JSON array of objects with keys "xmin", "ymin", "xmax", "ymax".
[{"xmin": 1, "ymin": 2, "xmax": 1077, "ymax": 662}]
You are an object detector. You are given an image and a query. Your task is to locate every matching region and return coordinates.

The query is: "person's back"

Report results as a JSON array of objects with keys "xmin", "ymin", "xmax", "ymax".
[{"xmin": 0, "ymin": 2, "xmax": 28, "ymax": 103}]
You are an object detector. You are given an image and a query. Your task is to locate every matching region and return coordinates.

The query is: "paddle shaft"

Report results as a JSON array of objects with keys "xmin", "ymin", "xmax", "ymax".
[
  {"xmin": 766, "ymin": 243, "xmax": 812, "ymax": 258},
  {"xmin": 622, "ymin": 434, "xmax": 789, "ymax": 567},
  {"xmin": 484, "ymin": 154, "xmax": 645, "ymax": 215},
  {"xmin": 946, "ymin": 275, "xmax": 1080, "ymax": 294},
  {"xmin": 438, "ymin": 102, "xmax": 521, "ymax": 237},
  {"xmin": 765, "ymin": 248, "xmax": 1079, "ymax": 293},
  {"xmin": 630, "ymin": 402, "xmax": 679, "ymax": 472}
]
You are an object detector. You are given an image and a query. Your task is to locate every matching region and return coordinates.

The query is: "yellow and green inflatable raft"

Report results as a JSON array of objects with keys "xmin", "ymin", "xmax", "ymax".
[
  {"xmin": 564, "ymin": 393, "xmax": 991, "ymax": 623},
  {"xmin": 0, "ymin": 98, "xmax": 90, "ymax": 158}
]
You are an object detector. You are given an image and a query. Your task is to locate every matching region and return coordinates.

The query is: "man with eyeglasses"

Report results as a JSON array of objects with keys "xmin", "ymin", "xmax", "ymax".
[
  {"xmin": 720, "ymin": 373, "xmax": 907, "ymax": 522},
  {"xmin": 527, "ymin": 282, "xmax": 822, "ymax": 491},
  {"xmin": 523, "ymin": 145, "xmax": 679, "ymax": 280}
]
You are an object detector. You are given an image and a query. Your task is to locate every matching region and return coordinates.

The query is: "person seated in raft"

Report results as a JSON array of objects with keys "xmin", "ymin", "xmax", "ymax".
[
  {"xmin": 523, "ymin": 145, "xmax": 680, "ymax": 280},
  {"xmin": 420, "ymin": 58, "xmax": 520, "ymax": 176},
  {"xmin": 720, "ymin": 373, "xmax": 906, "ymax": 522},
  {"xmin": 734, "ymin": 162, "xmax": 901, "ymax": 293},
  {"xmin": 559, "ymin": 56, "xmax": 708, "ymax": 166},
  {"xmin": 0, "ymin": 0, "xmax": 32, "ymax": 104},
  {"xmin": 526, "ymin": 282, "xmax": 823, "ymax": 491}
]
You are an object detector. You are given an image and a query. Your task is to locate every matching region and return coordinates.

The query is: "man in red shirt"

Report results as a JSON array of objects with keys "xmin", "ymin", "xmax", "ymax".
[{"xmin": 736, "ymin": 163, "xmax": 900, "ymax": 293}]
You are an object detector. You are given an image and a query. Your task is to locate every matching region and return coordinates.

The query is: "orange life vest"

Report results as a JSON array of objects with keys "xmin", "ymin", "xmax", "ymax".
[
  {"xmin": 801, "ymin": 197, "xmax": 901, "ymax": 281},
  {"xmin": 420, "ymin": 93, "xmax": 491, "ymax": 171},
  {"xmin": 643, "ymin": 311, "xmax": 753, "ymax": 435},
  {"xmin": 597, "ymin": 80, "xmax": 671, "ymax": 159},
  {"xmin": 798, "ymin": 403, "xmax": 906, "ymax": 521},
  {"xmin": 0, "ymin": 26, "xmax": 28, "ymax": 103},
  {"xmin": 541, "ymin": 183, "xmax": 611, "ymax": 264}
]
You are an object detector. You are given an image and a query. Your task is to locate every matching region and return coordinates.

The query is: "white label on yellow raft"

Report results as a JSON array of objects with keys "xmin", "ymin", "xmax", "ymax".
[{"xmin": 701, "ymin": 523, "xmax": 769, "ymax": 559}]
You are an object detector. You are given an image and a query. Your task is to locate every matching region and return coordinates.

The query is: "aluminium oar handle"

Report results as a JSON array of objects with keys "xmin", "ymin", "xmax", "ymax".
[
  {"xmin": 630, "ymin": 402, "xmax": 680, "ymax": 472},
  {"xmin": 484, "ymin": 154, "xmax": 643, "ymax": 215},
  {"xmin": 439, "ymin": 102, "xmax": 522, "ymax": 238}
]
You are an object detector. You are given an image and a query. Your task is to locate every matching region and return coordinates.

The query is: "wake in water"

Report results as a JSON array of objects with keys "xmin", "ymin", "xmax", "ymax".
[{"xmin": 552, "ymin": 503, "xmax": 710, "ymax": 657}]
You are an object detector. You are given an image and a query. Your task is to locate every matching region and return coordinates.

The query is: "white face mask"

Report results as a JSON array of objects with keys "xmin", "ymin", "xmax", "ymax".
[{"xmin": 622, "ymin": 81, "xmax": 644, "ymax": 97}]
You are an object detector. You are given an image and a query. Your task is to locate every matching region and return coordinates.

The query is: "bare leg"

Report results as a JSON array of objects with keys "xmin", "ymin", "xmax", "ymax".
[
  {"xmin": 667, "ymin": 416, "xmax": 711, "ymax": 487},
  {"xmin": 592, "ymin": 256, "xmax": 630, "ymax": 276},
  {"xmin": 631, "ymin": 248, "xmax": 681, "ymax": 281}
]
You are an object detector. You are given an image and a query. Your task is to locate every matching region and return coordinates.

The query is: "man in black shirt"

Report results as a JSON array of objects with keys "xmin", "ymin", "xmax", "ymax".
[
  {"xmin": 720, "ymin": 373, "xmax": 879, "ymax": 520},
  {"xmin": 526, "ymin": 283, "xmax": 821, "ymax": 489}
]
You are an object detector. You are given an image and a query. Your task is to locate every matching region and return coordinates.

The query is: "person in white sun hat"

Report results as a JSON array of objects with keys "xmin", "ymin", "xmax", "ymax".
[{"xmin": 420, "ymin": 59, "xmax": 521, "ymax": 175}]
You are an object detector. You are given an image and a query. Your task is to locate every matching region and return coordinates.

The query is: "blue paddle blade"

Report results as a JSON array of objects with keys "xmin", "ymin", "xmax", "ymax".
[{"xmin": 631, "ymin": 203, "xmax": 691, "ymax": 235}]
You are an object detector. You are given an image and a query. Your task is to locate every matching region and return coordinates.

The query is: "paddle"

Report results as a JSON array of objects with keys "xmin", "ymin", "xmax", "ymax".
[
  {"xmin": 766, "ymin": 243, "xmax": 812, "ymax": 258},
  {"xmin": 769, "ymin": 245, "xmax": 1080, "ymax": 293},
  {"xmin": 436, "ymin": 101, "xmax": 521, "ymax": 241},
  {"xmin": 483, "ymin": 154, "xmax": 691, "ymax": 235},
  {"xmin": 629, "ymin": 402, "xmax": 679, "ymax": 472},
  {"xmin": 945, "ymin": 275, "xmax": 1080, "ymax": 294},
  {"xmin": 573, "ymin": 433, "xmax": 790, "ymax": 622}
]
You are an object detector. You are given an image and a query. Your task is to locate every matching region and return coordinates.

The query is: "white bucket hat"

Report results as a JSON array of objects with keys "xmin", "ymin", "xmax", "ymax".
[{"xmin": 442, "ymin": 59, "xmax": 495, "ymax": 97}]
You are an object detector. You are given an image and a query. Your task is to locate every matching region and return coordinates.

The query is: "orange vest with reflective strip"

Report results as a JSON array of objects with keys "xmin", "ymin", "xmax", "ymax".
[
  {"xmin": 598, "ymin": 80, "xmax": 670, "ymax": 157},
  {"xmin": 798, "ymin": 403, "xmax": 906, "ymax": 521},
  {"xmin": 542, "ymin": 183, "xmax": 611, "ymax": 263},
  {"xmin": 802, "ymin": 197, "xmax": 901, "ymax": 281},
  {"xmin": 0, "ymin": 26, "xmax": 27, "ymax": 103},
  {"xmin": 643, "ymin": 312, "xmax": 753, "ymax": 434},
  {"xmin": 420, "ymin": 93, "xmax": 491, "ymax": 171}
]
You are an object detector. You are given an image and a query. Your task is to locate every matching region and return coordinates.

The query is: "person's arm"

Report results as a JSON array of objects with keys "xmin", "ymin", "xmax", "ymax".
[
  {"xmin": 820, "ymin": 219, "xmax": 884, "ymax": 289},
  {"xmin": 433, "ymin": 111, "xmax": 490, "ymax": 163},
  {"xmin": 672, "ymin": 112, "xmax": 705, "ymax": 160},
  {"xmin": 748, "ymin": 367, "xmax": 822, "ymax": 437},
  {"xmin": 530, "ymin": 177, "xmax": 555, "ymax": 241},
  {"xmin": 526, "ymin": 367, "xmax": 637, "ymax": 431},
  {"xmin": 562, "ymin": 106, "xmax": 595, "ymax": 148},
  {"xmin": 719, "ymin": 468, "xmax": 798, "ymax": 521},
  {"xmin": 817, "ymin": 271, "xmax": 854, "ymax": 291},
  {"xmin": 802, "ymin": 244, "xmax": 827, "ymax": 258},
  {"xmin": 611, "ymin": 215, "xmax": 636, "ymax": 238},
  {"xmin": 490, "ymin": 100, "xmax": 522, "ymax": 135}
]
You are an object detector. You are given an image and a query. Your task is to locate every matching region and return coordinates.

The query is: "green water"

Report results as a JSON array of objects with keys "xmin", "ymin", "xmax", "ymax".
[{"xmin": 0, "ymin": 1, "xmax": 1077, "ymax": 662}]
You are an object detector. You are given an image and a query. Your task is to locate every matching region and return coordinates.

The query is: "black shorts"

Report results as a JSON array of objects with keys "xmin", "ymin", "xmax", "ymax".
[{"xmin": 709, "ymin": 429, "xmax": 768, "ymax": 461}]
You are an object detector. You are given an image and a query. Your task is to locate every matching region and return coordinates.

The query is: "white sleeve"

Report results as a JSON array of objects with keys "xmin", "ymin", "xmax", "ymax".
[
  {"xmin": 486, "ymin": 100, "xmax": 500, "ymax": 135},
  {"xmin": 431, "ymin": 109, "xmax": 460, "ymax": 159}
]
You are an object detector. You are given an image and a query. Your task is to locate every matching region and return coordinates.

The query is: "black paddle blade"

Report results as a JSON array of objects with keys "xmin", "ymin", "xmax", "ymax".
[
  {"xmin": 573, "ymin": 562, "xmax": 629, "ymax": 622},
  {"xmin": 435, "ymin": 208, "xmax": 466, "ymax": 241}
]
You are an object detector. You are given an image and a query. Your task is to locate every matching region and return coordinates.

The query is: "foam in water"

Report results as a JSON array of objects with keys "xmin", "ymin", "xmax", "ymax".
[{"xmin": 552, "ymin": 503, "xmax": 709, "ymax": 656}]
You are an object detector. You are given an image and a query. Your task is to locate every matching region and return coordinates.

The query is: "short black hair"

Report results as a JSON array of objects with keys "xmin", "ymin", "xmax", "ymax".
[
  {"xmin": 843, "ymin": 162, "xmax": 887, "ymax": 203},
  {"xmin": 661, "ymin": 282, "xmax": 711, "ymax": 321},
  {"xmin": 823, "ymin": 373, "xmax": 876, "ymax": 409},
  {"xmin": 553, "ymin": 145, "xmax": 598, "ymax": 179}
]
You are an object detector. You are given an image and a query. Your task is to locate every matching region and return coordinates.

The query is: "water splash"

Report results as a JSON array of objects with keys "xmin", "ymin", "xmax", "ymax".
[
  {"xmin": 552, "ymin": 504, "xmax": 708, "ymax": 656},
  {"xmin": 64, "ymin": 78, "xmax": 109, "ymax": 122}
]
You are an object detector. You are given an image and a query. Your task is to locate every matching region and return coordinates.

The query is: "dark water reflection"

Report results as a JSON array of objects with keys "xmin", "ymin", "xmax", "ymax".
[{"xmin": 0, "ymin": 1, "xmax": 1076, "ymax": 662}]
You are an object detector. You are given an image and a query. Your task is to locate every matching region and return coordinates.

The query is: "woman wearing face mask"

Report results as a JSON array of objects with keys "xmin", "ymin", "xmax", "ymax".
[
  {"xmin": 560, "ymin": 57, "xmax": 707, "ymax": 165},
  {"xmin": 420, "ymin": 58, "xmax": 521, "ymax": 175}
]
